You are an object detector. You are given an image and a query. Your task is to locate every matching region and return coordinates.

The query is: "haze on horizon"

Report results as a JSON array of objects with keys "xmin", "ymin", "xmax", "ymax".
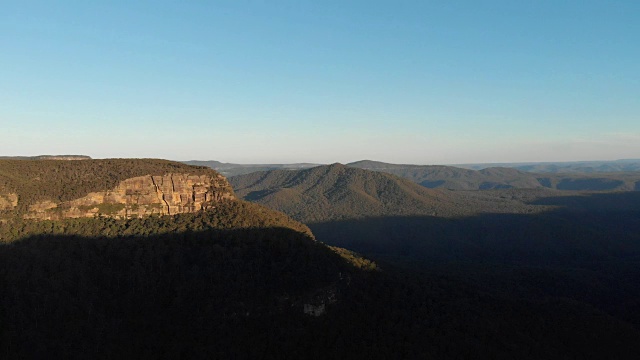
[{"xmin": 2, "ymin": 1, "xmax": 638, "ymax": 164}]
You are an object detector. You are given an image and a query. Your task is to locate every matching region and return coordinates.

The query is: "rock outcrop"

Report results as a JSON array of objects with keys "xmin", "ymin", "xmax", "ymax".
[
  {"xmin": 0, "ymin": 193, "xmax": 18, "ymax": 211},
  {"xmin": 23, "ymin": 173, "xmax": 235, "ymax": 220}
]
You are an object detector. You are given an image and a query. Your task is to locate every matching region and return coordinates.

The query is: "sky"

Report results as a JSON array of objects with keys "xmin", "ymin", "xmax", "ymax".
[{"xmin": 1, "ymin": 0, "xmax": 639, "ymax": 164}]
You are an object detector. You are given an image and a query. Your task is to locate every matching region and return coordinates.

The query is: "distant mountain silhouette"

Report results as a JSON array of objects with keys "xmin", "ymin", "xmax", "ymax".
[
  {"xmin": 187, "ymin": 159, "xmax": 640, "ymax": 191},
  {"xmin": 184, "ymin": 160, "xmax": 319, "ymax": 177},
  {"xmin": 457, "ymin": 159, "xmax": 640, "ymax": 173},
  {"xmin": 348, "ymin": 160, "xmax": 542, "ymax": 190},
  {"xmin": 348, "ymin": 160, "xmax": 640, "ymax": 191},
  {"xmin": 0, "ymin": 155, "xmax": 91, "ymax": 160}
]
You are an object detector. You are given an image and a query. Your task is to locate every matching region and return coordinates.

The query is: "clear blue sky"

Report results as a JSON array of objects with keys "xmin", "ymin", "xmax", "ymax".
[{"xmin": 1, "ymin": 0, "xmax": 638, "ymax": 164}]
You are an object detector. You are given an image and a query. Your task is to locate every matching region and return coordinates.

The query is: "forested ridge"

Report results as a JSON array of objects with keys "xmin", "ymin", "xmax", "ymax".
[
  {"xmin": 348, "ymin": 160, "xmax": 640, "ymax": 191},
  {"xmin": 229, "ymin": 163, "xmax": 545, "ymax": 223},
  {"xmin": 0, "ymin": 159, "xmax": 218, "ymax": 213}
]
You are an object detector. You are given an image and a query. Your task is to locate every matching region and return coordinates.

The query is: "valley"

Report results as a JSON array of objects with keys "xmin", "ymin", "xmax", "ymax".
[{"xmin": 2, "ymin": 158, "xmax": 640, "ymax": 358}]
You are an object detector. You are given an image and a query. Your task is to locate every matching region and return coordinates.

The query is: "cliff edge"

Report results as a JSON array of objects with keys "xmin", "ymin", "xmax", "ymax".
[{"xmin": 0, "ymin": 158, "xmax": 235, "ymax": 220}]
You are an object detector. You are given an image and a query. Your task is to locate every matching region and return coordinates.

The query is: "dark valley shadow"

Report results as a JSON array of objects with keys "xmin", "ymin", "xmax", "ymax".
[
  {"xmin": 0, "ymin": 226, "xmax": 352, "ymax": 359},
  {"xmin": 556, "ymin": 178, "xmax": 625, "ymax": 191},
  {"xmin": 4, "ymin": 225, "xmax": 640, "ymax": 360},
  {"xmin": 309, "ymin": 192, "xmax": 640, "ymax": 335},
  {"xmin": 529, "ymin": 190, "xmax": 640, "ymax": 211}
]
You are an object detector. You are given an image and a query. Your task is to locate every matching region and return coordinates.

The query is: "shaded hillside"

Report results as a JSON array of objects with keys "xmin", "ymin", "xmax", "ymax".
[
  {"xmin": 308, "ymin": 191, "xmax": 640, "ymax": 336},
  {"xmin": 0, "ymin": 201, "xmax": 351, "ymax": 358},
  {"xmin": 349, "ymin": 160, "xmax": 640, "ymax": 191},
  {"xmin": 229, "ymin": 164, "xmax": 541, "ymax": 223},
  {"xmin": 535, "ymin": 173, "xmax": 640, "ymax": 191},
  {"xmin": 2, "ymin": 200, "xmax": 640, "ymax": 359},
  {"xmin": 185, "ymin": 160, "xmax": 319, "ymax": 177}
]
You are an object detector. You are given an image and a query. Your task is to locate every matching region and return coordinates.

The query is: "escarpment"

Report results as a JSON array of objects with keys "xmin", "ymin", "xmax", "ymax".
[
  {"xmin": 0, "ymin": 159, "xmax": 235, "ymax": 221},
  {"xmin": 22, "ymin": 173, "xmax": 235, "ymax": 220}
]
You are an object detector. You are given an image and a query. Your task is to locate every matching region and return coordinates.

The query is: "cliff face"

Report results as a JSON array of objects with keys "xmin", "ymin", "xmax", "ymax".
[{"xmin": 22, "ymin": 173, "xmax": 235, "ymax": 220}]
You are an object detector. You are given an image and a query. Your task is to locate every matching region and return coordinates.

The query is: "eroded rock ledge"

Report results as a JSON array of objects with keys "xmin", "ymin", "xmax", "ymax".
[{"xmin": 23, "ymin": 173, "xmax": 235, "ymax": 220}]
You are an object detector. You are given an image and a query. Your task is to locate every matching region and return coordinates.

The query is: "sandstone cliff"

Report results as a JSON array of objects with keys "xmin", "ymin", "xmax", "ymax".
[{"xmin": 20, "ymin": 173, "xmax": 235, "ymax": 220}]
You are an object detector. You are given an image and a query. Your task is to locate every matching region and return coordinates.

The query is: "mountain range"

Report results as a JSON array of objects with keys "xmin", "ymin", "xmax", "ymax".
[
  {"xmin": 229, "ymin": 162, "xmax": 640, "ymax": 351},
  {"xmin": 457, "ymin": 159, "xmax": 640, "ymax": 173},
  {"xmin": 229, "ymin": 163, "xmax": 550, "ymax": 223},
  {"xmin": 185, "ymin": 160, "xmax": 319, "ymax": 177},
  {"xmin": 348, "ymin": 160, "xmax": 640, "ymax": 191},
  {"xmin": 3, "ymin": 157, "xmax": 640, "ymax": 358},
  {"xmin": 190, "ymin": 159, "xmax": 640, "ymax": 191}
]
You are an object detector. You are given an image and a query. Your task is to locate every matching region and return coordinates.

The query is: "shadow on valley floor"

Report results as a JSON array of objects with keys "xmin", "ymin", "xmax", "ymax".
[
  {"xmin": 529, "ymin": 190, "xmax": 640, "ymax": 210},
  {"xmin": 4, "ymin": 226, "xmax": 640, "ymax": 359},
  {"xmin": 0, "ymin": 226, "xmax": 355, "ymax": 359},
  {"xmin": 309, "ymin": 192, "xmax": 640, "ymax": 331},
  {"xmin": 554, "ymin": 178, "xmax": 625, "ymax": 191}
]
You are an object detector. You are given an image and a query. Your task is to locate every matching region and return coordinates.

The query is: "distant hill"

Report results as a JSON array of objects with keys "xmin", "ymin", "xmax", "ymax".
[
  {"xmin": 348, "ymin": 160, "xmax": 640, "ymax": 191},
  {"xmin": 229, "ymin": 163, "xmax": 543, "ymax": 223},
  {"xmin": 456, "ymin": 159, "xmax": 640, "ymax": 173},
  {"xmin": 0, "ymin": 155, "xmax": 91, "ymax": 160},
  {"xmin": 187, "ymin": 159, "xmax": 640, "ymax": 191},
  {"xmin": 184, "ymin": 160, "xmax": 319, "ymax": 177},
  {"xmin": 348, "ymin": 160, "xmax": 543, "ymax": 190}
]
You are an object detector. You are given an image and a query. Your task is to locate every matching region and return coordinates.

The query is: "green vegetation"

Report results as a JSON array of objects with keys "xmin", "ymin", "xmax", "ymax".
[
  {"xmin": 0, "ymin": 200, "xmax": 312, "ymax": 243},
  {"xmin": 229, "ymin": 164, "xmax": 547, "ymax": 223},
  {"xmin": 96, "ymin": 202, "xmax": 126, "ymax": 214},
  {"xmin": 76, "ymin": 203, "xmax": 127, "ymax": 215},
  {"xmin": 329, "ymin": 246, "xmax": 377, "ymax": 271}
]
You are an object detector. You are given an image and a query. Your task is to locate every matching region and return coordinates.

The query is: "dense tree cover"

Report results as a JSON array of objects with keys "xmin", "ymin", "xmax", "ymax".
[
  {"xmin": 2, "ymin": 214, "xmax": 640, "ymax": 359},
  {"xmin": 196, "ymin": 159, "xmax": 640, "ymax": 190},
  {"xmin": 347, "ymin": 161, "xmax": 543, "ymax": 190},
  {"xmin": 0, "ymin": 159, "xmax": 220, "ymax": 214},
  {"xmin": 310, "ymin": 207, "xmax": 640, "ymax": 331},
  {"xmin": 0, "ymin": 228, "xmax": 347, "ymax": 358},
  {"xmin": 229, "ymin": 164, "xmax": 545, "ymax": 223},
  {"xmin": 0, "ymin": 201, "xmax": 312, "ymax": 243}
]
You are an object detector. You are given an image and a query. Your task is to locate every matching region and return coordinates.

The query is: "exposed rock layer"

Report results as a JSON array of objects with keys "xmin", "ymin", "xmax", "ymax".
[{"xmin": 23, "ymin": 173, "xmax": 235, "ymax": 220}]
